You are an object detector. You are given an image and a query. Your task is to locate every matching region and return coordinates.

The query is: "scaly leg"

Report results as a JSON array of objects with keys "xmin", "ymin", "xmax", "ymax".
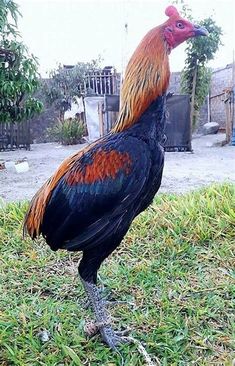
[
  {"xmin": 83, "ymin": 285, "xmax": 135, "ymax": 310},
  {"xmin": 80, "ymin": 276, "xmax": 129, "ymax": 349}
]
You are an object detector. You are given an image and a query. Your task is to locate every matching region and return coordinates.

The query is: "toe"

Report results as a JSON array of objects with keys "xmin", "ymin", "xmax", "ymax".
[{"xmin": 100, "ymin": 326, "xmax": 130, "ymax": 349}]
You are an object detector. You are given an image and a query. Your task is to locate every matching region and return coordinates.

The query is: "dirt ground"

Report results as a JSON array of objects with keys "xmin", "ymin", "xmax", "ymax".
[{"xmin": 0, "ymin": 134, "xmax": 234, "ymax": 202}]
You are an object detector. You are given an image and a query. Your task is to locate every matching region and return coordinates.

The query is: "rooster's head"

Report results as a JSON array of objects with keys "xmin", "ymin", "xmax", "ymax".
[{"xmin": 163, "ymin": 5, "xmax": 208, "ymax": 49}]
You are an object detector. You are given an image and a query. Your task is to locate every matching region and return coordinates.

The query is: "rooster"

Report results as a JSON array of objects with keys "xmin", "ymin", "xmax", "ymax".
[{"xmin": 24, "ymin": 6, "xmax": 207, "ymax": 349}]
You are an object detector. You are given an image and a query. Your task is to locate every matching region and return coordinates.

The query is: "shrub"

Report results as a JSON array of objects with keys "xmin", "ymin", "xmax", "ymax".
[{"xmin": 48, "ymin": 118, "xmax": 85, "ymax": 145}]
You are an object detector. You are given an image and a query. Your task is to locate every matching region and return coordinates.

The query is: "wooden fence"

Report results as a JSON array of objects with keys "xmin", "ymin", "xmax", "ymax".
[
  {"xmin": 78, "ymin": 68, "xmax": 120, "ymax": 96},
  {"xmin": 0, "ymin": 121, "xmax": 30, "ymax": 151}
]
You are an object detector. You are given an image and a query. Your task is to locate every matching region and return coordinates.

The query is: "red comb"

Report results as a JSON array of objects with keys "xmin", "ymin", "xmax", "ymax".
[{"xmin": 165, "ymin": 5, "xmax": 179, "ymax": 17}]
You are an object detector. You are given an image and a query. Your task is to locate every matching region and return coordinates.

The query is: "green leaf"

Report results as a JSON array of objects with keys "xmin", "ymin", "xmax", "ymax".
[{"xmin": 62, "ymin": 345, "xmax": 82, "ymax": 365}]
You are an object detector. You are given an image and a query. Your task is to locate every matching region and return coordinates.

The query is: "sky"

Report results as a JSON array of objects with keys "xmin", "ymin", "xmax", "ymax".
[{"xmin": 16, "ymin": 0, "xmax": 235, "ymax": 77}]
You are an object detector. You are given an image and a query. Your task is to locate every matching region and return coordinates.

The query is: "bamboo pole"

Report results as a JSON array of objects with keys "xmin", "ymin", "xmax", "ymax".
[
  {"xmin": 189, "ymin": 64, "xmax": 198, "ymax": 151},
  {"xmin": 224, "ymin": 90, "xmax": 232, "ymax": 143}
]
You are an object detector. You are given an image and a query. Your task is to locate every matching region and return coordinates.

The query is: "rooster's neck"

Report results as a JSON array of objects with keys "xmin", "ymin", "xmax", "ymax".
[
  {"xmin": 122, "ymin": 94, "xmax": 166, "ymax": 145},
  {"xmin": 112, "ymin": 26, "xmax": 170, "ymax": 134}
]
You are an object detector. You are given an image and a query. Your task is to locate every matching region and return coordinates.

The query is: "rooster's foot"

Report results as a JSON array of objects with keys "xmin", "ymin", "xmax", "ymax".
[{"xmin": 80, "ymin": 277, "xmax": 130, "ymax": 349}]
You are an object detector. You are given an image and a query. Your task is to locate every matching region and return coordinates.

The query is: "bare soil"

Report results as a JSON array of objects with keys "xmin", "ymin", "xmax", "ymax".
[{"xmin": 0, "ymin": 134, "xmax": 234, "ymax": 202}]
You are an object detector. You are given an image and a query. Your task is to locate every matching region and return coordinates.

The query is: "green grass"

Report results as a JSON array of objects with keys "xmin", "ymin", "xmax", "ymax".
[{"xmin": 0, "ymin": 183, "xmax": 234, "ymax": 365}]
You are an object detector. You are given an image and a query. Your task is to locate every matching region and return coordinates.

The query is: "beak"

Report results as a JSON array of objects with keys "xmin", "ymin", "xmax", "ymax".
[{"xmin": 193, "ymin": 24, "xmax": 209, "ymax": 37}]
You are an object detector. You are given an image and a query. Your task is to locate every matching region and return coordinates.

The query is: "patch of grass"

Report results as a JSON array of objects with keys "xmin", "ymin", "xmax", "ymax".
[
  {"xmin": 0, "ymin": 183, "xmax": 234, "ymax": 365},
  {"xmin": 47, "ymin": 118, "xmax": 85, "ymax": 145}
]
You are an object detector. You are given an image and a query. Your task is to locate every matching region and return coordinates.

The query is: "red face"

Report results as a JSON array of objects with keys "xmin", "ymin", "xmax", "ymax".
[{"xmin": 163, "ymin": 6, "xmax": 208, "ymax": 49}]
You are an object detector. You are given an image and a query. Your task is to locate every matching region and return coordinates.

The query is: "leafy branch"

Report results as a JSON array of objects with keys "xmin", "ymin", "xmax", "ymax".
[
  {"xmin": 181, "ymin": 17, "xmax": 222, "ymax": 129},
  {"xmin": 44, "ymin": 58, "xmax": 102, "ymax": 119},
  {"xmin": 0, "ymin": 0, "xmax": 43, "ymax": 123}
]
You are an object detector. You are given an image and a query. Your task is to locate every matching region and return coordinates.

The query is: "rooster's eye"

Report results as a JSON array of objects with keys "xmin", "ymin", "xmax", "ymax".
[{"xmin": 176, "ymin": 21, "xmax": 185, "ymax": 29}]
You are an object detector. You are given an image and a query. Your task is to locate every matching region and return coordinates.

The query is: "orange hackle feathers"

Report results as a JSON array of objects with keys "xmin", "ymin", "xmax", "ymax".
[{"xmin": 112, "ymin": 24, "xmax": 170, "ymax": 133}]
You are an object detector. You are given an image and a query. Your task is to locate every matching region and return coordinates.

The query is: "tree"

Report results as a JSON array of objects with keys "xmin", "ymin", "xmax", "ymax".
[
  {"xmin": 181, "ymin": 17, "xmax": 222, "ymax": 132},
  {"xmin": 0, "ymin": 0, "xmax": 43, "ymax": 122},
  {"xmin": 44, "ymin": 59, "xmax": 102, "ymax": 120}
]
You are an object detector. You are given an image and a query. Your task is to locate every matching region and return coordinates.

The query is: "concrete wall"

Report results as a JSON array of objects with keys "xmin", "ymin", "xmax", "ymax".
[
  {"xmin": 168, "ymin": 72, "xmax": 181, "ymax": 94},
  {"xmin": 210, "ymin": 64, "xmax": 233, "ymax": 129}
]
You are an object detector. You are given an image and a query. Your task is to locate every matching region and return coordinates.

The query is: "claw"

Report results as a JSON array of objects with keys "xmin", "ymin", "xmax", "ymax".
[
  {"xmin": 115, "ymin": 327, "xmax": 131, "ymax": 336},
  {"xmin": 105, "ymin": 300, "xmax": 136, "ymax": 309},
  {"xmin": 99, "ymin": 325, "xmax": 130, "ymax": 349},
  {"xmin": 84, "ymin": 319, "xmax": 131, "ymax": 345}
]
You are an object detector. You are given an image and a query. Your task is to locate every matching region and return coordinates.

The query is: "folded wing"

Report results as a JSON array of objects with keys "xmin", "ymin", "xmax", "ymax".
[{"xmin": 37, "ymin": 136, "xmax": 152, "ymax": 251}]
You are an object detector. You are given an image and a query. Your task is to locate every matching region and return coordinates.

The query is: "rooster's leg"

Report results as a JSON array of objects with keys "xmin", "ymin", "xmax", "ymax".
[
  {"xmin": 80, "ymin": 277, "xmax": 128, "ymax": 349},
  {"xmin": 83, "ymin": 285, "xmax": 135, "ymax": 310}
]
